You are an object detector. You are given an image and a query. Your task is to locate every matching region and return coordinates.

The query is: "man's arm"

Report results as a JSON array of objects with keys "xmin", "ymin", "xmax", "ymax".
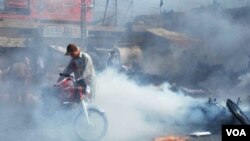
[
  {"xmin": 82, "ymin": 53, "xmax": 95, "ymax": 84},
  {"xmin": 57, "ymin": 61, "xmax": 73, "ymax": 82}
]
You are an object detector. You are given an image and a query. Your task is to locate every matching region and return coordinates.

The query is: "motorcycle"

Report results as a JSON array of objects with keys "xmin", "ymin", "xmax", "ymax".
[{"xmin": 40, "ymin": 73, "xmax": 108, "ymax": 141}]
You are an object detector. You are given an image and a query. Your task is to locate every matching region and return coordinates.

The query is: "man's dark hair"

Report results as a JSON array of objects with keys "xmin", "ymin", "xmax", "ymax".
[{"xmin": 65, "ymin": 43, "xmax": 78, "ymax": 55}]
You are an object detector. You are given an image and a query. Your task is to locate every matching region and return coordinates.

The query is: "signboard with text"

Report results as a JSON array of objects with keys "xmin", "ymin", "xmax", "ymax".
[
  {"xmin": 31, "ymin": 0, "xmax": 81, "ymax": 21},
  {"xmin": 6, "ymin": 0, "xmax": 29, "ymax": 9},
  {"xmin": 0, "ymin": 0, "xmax": 92, "ymax": 38},
  {"xmin": 0, "ymin": 0, "xmax": 30, "ymax": 14},
  {"xmin": 0, "ymin": 0, "xmax": 93, "ymax": 22},
  {"xmin": 42, "ymin": 25, "xmax": 81, "ymax": 38}
]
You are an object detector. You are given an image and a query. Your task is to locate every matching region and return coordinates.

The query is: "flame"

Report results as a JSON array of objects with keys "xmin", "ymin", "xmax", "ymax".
[{"xmin": 154, "ymin": 135, "xmax": 189, "ymax": 141}]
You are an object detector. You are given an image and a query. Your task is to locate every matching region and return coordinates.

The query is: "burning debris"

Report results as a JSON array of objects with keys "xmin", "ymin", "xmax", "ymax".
[{"xmin": 154, "ymin": 135, "xmax": 189, "ymax": 141}]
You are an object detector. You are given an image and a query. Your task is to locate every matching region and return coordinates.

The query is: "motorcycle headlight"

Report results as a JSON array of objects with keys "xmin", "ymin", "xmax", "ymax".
[{"xmin": 86, "ymin": 85, "xmax": 91, "ymax": 93}]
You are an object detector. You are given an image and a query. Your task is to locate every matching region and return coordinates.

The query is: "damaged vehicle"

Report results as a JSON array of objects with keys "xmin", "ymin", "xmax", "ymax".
[{"xmin": 188, "ymin": 97, "xmax": 250, "ymax": 134}]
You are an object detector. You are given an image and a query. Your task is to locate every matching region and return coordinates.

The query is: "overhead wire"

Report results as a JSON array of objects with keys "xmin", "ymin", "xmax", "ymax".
[{"xmin": 94, "ymin": 0, "xmax": 162, "ymax": 26}]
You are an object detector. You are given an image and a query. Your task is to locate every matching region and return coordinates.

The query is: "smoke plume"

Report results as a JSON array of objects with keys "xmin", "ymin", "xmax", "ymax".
[{"xmin": 95, "ymin": 69, "xmax": 226, "ymax": 141}]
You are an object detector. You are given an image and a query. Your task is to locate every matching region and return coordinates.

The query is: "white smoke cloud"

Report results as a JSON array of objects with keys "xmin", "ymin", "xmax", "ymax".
[
  {"xmin": 0, "ymin": 67, "xmax": 238, "ymax": 141},
  {"xmin": 94, "ymin": 69, "xmax": 220, "ymax": 141}
]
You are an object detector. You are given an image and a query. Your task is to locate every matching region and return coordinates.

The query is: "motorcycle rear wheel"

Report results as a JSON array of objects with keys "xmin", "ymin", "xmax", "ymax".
[{"xmin": 74, "ymin": 108, "xmax": 108, "ymax": 141}]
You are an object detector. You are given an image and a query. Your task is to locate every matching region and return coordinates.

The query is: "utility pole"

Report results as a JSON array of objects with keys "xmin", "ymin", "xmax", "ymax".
[
  {"xmin": 103, "ymin": 0, "xmax": 109, "ymax": 25},
  {"xmin": 93, "ymin": 0, "xmax": 95, "ymax": 22},
  {"xmin": 81, "ymin": 0, "xmax": 84, "ymax": 47},
  {"xmin": 131, "ymin": 0, "xmax": 134, "ymax": 19},
  {"xmin": 81, "ymin": 0, "xmax": 87, "ymax": 50},
  {"xmin": 115, "ymin": 0, "xmax": 118, "ymax": 26},
  {"xmin": 103, "ymin": 0, "xmax": 118, "ymax": 26}
]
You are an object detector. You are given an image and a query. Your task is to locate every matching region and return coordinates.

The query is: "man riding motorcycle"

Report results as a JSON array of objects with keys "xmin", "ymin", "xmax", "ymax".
[{"xmin": 57, "ymin": 43, "xmax": 96, "ymax": 101}]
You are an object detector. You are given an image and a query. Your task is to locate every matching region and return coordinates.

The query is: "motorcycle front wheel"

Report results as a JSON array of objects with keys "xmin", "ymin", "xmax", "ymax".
[{"xmin": 74, "ymin": 108, "xmax": 108, "ymax": 141}]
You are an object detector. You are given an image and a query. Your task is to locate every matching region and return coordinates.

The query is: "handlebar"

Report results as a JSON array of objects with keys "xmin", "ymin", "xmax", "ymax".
[
  {"xmin": 59, "ymin": 73, "xmax": 86, "ymax": 87},
  {"xmin": 60, "ymin": 73, "xmax": 74, "ymax": 78}
]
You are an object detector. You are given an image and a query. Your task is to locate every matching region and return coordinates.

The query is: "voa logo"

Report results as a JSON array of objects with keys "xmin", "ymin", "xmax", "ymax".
[{"xmin": 226, "ymin": 129, "xmax": 246, "ymax": 136}]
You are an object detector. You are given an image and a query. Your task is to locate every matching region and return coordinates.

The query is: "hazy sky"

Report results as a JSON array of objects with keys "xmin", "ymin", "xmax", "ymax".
[
  {"xmin": 93, "ymin": 0, "xmax": 248, "ymax": 25},
  {"xmin": 156, "ymin": 0, "xmax": 247, "ymax": 11}
]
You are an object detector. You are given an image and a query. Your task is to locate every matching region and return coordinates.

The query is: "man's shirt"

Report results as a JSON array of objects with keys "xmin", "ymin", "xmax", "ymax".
[{"xmin": 60, "ymin": 52, "xmax": 95, "ymax": 84}]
